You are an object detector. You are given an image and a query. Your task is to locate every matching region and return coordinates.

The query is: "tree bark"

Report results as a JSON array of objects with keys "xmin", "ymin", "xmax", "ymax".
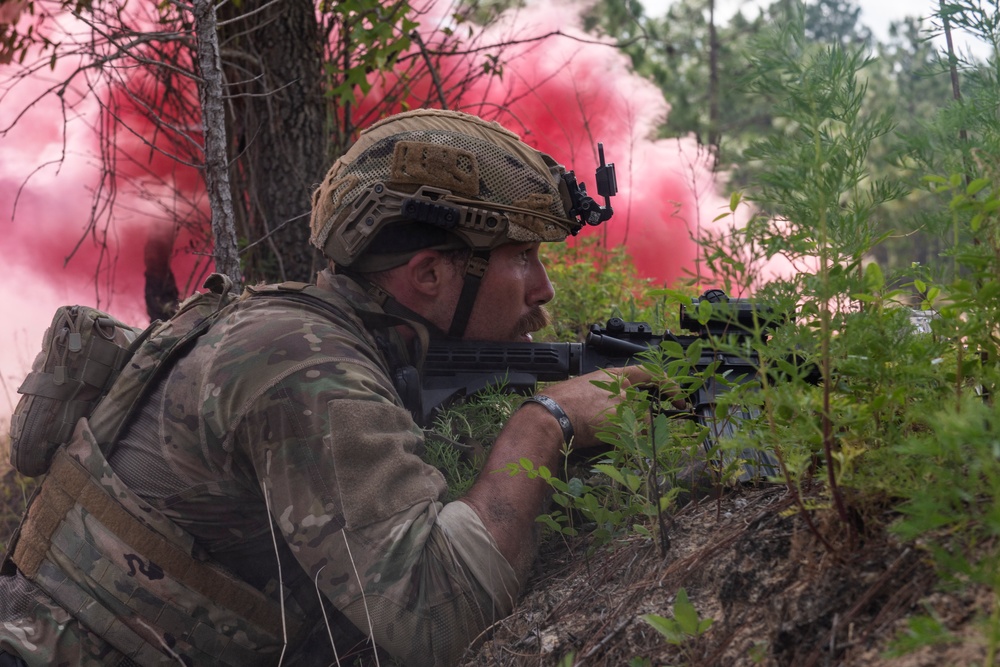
[
  {"xmin": 193, "ymin": 0, "xmax": 242, "ymax": 286},
  {"xmin": 218, "ymin": 0, "xmax": 327, "ymax": 284}
]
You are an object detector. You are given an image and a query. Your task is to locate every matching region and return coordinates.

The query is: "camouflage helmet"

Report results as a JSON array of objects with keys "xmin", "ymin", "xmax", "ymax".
[{"xmin": 309, "ymin": 109, "xmax": 580, "ymax": 272}]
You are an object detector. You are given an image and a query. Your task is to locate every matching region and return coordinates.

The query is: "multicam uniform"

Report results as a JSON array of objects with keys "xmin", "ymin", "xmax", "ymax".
[{"xmin": 0, "ymin": 270, "xmax": 519, "ymax": 667}]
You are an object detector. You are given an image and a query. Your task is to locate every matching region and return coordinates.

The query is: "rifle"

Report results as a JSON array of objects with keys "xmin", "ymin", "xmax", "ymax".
[{"xmin": 396, "ymin": 289, "xmax": 783, "ymax": 481}]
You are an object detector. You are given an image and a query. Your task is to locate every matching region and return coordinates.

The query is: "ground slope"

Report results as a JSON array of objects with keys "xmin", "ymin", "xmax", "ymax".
[{"xmin": 460, "ymin": 484, "xmax": 989, "ymax": 667}]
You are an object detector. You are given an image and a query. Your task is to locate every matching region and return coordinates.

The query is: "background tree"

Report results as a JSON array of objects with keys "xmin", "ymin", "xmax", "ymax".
[{"xmin": 580, "ymin": 0, "xmax": 991, "ymax": 278}]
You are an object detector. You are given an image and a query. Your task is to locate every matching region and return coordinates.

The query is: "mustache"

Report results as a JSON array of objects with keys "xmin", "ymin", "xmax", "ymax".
[{"xmin": 517, "ymin": 305, "xmax": 551, "ymax": 336}]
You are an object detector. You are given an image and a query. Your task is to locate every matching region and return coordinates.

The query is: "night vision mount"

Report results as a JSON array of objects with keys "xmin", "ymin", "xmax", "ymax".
[{"xmin": 563, "ymin": 142, "xmax": 617, "ymax": 231}]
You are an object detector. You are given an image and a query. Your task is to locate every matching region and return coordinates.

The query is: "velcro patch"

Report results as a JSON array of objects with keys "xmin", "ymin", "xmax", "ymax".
[{"xmin": 391, "ymin": 141, "xmax": 480, "ymax": 197}]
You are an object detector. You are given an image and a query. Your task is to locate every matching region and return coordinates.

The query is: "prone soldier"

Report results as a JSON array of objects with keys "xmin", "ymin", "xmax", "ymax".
[{"xmin": 0, "ymin": 109, "xmax": 653, "ymax": 666}]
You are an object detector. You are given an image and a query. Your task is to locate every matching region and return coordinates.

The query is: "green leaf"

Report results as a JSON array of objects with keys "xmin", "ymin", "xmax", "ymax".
[
  {"xmin": 696, "ymin": 300, "xmax": 714, "ymax": 325},
  {"xmin": 863, "ymin": 260, "xmax": 884, "ymax": 290},
  {"xmin": 673, "ymin": 588, "xmax": 700, "ymax": 636},
  {"xmin": 640, "ymin": 614, "xmax": 684, "ymax": 645},
  {"xmin": 966, "ymin": 177, "xmax": 990, "ymax": 196},
  {"xmin": 593, "ymin": 463, "xmax": 629, "ymax": 488},
  {"xmin": 548, "ymin": 477, "xmax": 568, "ymax": 493}
]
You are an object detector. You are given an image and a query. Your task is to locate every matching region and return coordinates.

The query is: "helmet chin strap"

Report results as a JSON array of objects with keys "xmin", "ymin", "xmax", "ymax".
[{"xmin": 446, "ymin": 250, "xmax": 490, "ymax": 339}]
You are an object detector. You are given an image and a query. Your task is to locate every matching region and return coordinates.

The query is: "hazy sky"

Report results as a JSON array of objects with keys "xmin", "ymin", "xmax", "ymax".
[{"xmin": 643, "ymin": 0, "xmax": 986, "ymax": 54}]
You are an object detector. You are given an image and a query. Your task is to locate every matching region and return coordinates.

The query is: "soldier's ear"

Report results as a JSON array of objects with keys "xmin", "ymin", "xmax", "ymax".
[{"xmin": 404, "ymin": 249, "xmax": 459, "ymax": 297}]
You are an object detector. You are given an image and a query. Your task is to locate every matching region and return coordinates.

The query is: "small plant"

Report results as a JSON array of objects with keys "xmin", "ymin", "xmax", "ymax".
[
  {"xmin": 641, "ymin": 587, "xmax": 714, "ymax": 662},
  {"xmin": 506, "ymin": 456, "xmax": 582, "ymax": 538},
  {"xmin": 747, "ymin": 640, "xmax": 769, "ymax": 664},
  {"xmin": 0, "ymin": 424, "xmax": 35, "ymax": 552},
  {"xmin": 884, "ymin": 612, "xmax": 960, "ymax": 658},
  {"xmin": 424, "ymin": 382, "xmax": 520, "ymax": 501}
]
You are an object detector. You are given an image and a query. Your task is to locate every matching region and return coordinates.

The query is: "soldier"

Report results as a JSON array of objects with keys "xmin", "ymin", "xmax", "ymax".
[{"xmin": 0, "ymin": 109, "xmax": 650, "ymax": 666}]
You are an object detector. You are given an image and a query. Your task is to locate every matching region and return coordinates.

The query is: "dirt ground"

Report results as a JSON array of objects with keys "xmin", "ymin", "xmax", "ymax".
[{"xmin": 459, "ymin": 483, "xmax": 991, "ymax": 667}]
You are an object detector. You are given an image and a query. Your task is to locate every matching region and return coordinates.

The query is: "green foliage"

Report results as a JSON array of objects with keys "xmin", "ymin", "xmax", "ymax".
[
  {"xmin": 556, "ymin": 653, "xmax": 575, "ymax": 667},
  {"xmin": 694, "ymin": 10, "xmax": 914, "ymax": 537},
  {"xmin": 641, "ymin": 588, "xmax": 714, "ymax": 644},
  {"xmin": 689, "ymin": 0, "xmax": 1000, "ymax": 658},
  {"xmin": 424, "ymin": 382, "xmax": 520, "ymax": 501},
  {"xmin": 538, "ymin": 236, "xmax": 671, "ymax": 342},
  {"xmin": 505, "ymin": 365, "xmax": 716, "ymax": 550},
  {"xmin": 421, "ymin": 433, "xmax": 480, "ymax": 503},
  {"xmin": 884, "ymin": 612, "xmax": 960, "ymax": 658},
  {"xmin": 0, "ymin": 470, "xmax": 33, "ymax": 553},
  {"xmin": 0, "ymin": 425, "xmax": 36, "ymax": 553},
  {"xmin": 747, "ymin": 640, "xmax": 769, "ymax": 664},
  {"xmin": 323, "ymin": 0, "xmax": 417, "ymax": 108}
]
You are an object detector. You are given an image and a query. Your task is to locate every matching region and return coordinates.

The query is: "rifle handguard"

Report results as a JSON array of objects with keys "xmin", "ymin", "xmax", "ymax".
[{"xmin": 521, "ymin": 395, "xmax": 574, "ymax": 445}]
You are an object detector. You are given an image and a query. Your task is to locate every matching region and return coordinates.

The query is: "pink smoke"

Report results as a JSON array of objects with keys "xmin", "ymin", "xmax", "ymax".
[{"xmin": 0, "ymin": 1, "xmax": 728, "ymax": 422}]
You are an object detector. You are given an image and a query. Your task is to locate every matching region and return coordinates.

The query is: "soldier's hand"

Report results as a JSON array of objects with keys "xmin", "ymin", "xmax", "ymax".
[{"xmin": 523, "ymin": 365, "xmax": 671, "ymax": 450}]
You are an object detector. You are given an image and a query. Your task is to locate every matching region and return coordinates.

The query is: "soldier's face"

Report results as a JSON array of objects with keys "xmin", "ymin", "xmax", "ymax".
[{"xmin": 461, "ymin": 242, "xmax": 555, "ymax": 342}]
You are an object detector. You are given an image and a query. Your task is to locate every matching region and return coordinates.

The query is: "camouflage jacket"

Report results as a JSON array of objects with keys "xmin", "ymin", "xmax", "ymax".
[{"xmin": 0, "ymin": 270, "xmax": 518, "ymax": 667}]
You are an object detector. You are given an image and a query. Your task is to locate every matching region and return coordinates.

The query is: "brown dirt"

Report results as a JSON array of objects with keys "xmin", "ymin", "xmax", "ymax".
[{"xmin": 459, "ymin": 484, "xmax": 991, "ymax": 667}]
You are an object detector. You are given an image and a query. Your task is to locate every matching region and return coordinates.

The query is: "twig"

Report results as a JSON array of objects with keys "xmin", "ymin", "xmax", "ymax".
[
  {"xmin": 582, "ymin": 617, "xmax": 630, "ymax": 659},
  {"xmin": 410, "ymin": 31, "xmax": 447, "ymax": 109}
]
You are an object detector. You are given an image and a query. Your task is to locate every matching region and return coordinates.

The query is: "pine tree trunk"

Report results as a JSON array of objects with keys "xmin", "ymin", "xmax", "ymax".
[
  {"xmin": 218, "ymin": 0, "xmax": 327, "ymax": 284},
  {"xmin": 194, "ymin": 0, "xmax": 242, "ymax": 286}
]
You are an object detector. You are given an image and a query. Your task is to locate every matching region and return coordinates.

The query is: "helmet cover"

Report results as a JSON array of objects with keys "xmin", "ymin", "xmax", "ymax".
[{"xmin": 310, "ymin": 109, "xmax": 578, "ymax": 271}]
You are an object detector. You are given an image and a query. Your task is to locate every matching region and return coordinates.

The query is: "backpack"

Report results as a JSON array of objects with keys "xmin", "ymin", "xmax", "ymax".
[
  {"xmin": 8, "ymin": 305, "xmax": 146, "ymax": 476},
  {"xmin": 7, "ymin": 274, "xmax": 240, "ymax": 477}
]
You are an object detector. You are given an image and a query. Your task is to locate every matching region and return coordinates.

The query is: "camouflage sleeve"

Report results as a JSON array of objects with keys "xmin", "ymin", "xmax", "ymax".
[{"xmin": 238, "ymin": 355, "xmax": 518, "ymax": 667}]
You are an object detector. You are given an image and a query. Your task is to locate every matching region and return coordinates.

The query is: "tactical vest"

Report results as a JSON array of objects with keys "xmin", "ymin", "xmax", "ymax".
[{"xmin": 3, "ymin": 275, "xmax": 411, "ymax": 667}]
